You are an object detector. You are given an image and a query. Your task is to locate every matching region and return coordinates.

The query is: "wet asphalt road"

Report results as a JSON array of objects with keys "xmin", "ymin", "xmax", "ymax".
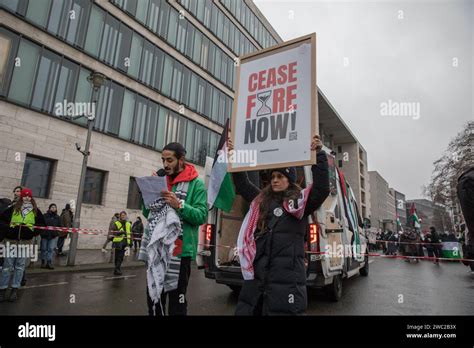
[{"xmin": 1, "ymin": 258, "xmax": 473, "ymax": 315}]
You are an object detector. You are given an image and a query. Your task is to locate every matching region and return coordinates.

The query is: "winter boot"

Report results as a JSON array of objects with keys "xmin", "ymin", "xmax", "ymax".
[
  {"xmin": 41, "ymin": 260, "xmax": 46, "ymax": 268},
  {"xmin": 46, "ymin": 262, "xmax": 54, "ymax": 270},
  {"xmin": 9, "ymin": 288, "xmax": 18, "ymax": 302}
]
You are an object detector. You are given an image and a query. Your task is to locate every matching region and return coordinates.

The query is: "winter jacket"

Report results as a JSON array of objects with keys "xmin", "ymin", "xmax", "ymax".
[
  {"xmin": 0, "ymin": 206, "xmax": 46, "ymax": 241},
  {"xmin": 59, "ymin": 209, "xmax": 73, "ymax": 237},
  {"xmin": 142, "ymin": 163, "xmax": 208, "ymax": 260},
  {"xmin": 42, "ymin": 211, "xmax": 61, "ymax": 240},
  {"xmin": 112, "ymin": 220, "xmax": 132, "ymax": 246},
  {"xmin": 233, "ymin": 151, "xmax": 329, "ymax": 315},
  {"xmin": 132, "ymin": 221, "xmax": 144, "ymax": 236}
]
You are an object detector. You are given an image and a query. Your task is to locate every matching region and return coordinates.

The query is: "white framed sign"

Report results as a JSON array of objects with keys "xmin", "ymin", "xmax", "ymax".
[{"xmin": 229, "ymin": 33, "xmax": 317, "ymax": 172}]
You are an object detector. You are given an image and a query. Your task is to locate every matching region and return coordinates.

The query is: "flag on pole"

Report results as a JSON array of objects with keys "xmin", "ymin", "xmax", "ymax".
[
  {"xmin": 409, "ymin": 203, "xmax": 421, "ymax": 228},
  {"xmin": 396, "ymin": 214, "xmax": 404, "ymax": 232},
  {"xmin": 441, "ymin": 242, "xmax": 461, "ymax": 259},
  {"xmin": 207, "ymin": 119, "xmax": 235, "ymax": 213}
]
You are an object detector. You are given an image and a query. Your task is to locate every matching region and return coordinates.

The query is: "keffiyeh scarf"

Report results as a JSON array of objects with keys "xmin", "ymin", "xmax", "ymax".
[{"xmin": 237, "ymin": 184, "xmax": 313, "ymax": 280}]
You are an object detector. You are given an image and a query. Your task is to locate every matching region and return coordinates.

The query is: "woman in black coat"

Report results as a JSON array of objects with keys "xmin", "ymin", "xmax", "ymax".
[{"xmin": 231, "ymin": 135, "xmax": 329, "ymax": 315}]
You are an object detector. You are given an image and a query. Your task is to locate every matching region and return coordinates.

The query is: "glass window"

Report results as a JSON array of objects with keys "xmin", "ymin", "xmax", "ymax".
[
  {"xmin": 47, "ymin": 0, "xmax": 69, "ymax": 37},
  {"xmin": 185, "ymin": 25, "xmax": 194, "ymax": 58},
  {"xmin": 223, "ymin": 16, "xmax": 230, "ymax": 44},
  {"xmin": 147, "ymin": 0, "xmax": 160, "ymax": 32},
  {"xmin": 135, "ymin": 0, "xmax": 149, "ymax": 24},
  {"xmin": 0, "ymin": 28, "xmax": 18, "ymax": 97},
  {"xmin": 210, "ymin": 4, "xmax": 218, "ymax": 34},
  {"xmin": 83, "ymin": 168, "xmax": 105, "ymax": 205},
  {"xmin": 132, "ymin": 95, "xmax": 148, "ymax": 144},
  {"xmin": 127, "ymin": 177, "xmax": 142, "ymax": 209},
  {"xmin": 95, "ymin": 80, "xmax": 124, "ymax": 136},
  {"xmin": 161, "ymin": 55, "xmax": 173, "ymax": 96},
  {"xmin": 99, "ymin": 14, "xmax": 120, "ymax": 65},
  {"xmin": 21, "ymin": 155, "xmax": 54, "ymax": 199},
  {"xmin": 31, "ymin": 49, "xmax": 61, "ymax": 113},
  {"xmin": 167, "ymin": 8, "xmax": 178, "ymax": 47},
  {"xmin": 140, "ymin": 40, "xmax": 154, "ymax": 85},
  {"xmin": 171, "ymin": 61, "xmax": 182, "ymax": 101},
  {"xmin": 73, "ymin": 68, "xmax": 92, "ymax": 126},
  {"xmin": 210, "ymin": 132, "xmax": 218, "ymax": 157},
  {"xmin": 193, "ymin": 30, "xmax": 202, "ymax": 65},
  {"xmin": 185, "ymin": 121, "xmax": 195, "ymax": 162},
  {"xmin": 211, "ymin": 89, "xmax": 219, "ymax": 122},
  {"xmin": 176, "ymin": 17, "xmax": 187, "ymax": 53},
  {"xmin": 196, "ymin": 77, "xmax": 205, "ymax": 114},
  {"xmin": 53, "ymin": 58, "xmax": 79, "ymax": 116},
  {"xmin": 181, "ymin": 66, "xmax": 190, "ymax": 105},
  {"xmin": 196, "ymin": 0, "xmax": 204, "ymax": 21},
  {"xmin": 115, "ymin": 23, "xmax": 132, "ymax": 72},
  {"xmin": 151, "ymin": 48, "xmax": 164, "ymax": 90},
  {"xmin": 128, "ymin": 33, "xmax": 143, "ymax": 78},
  {"xmin": 166, "ymin": 112, "xmax": 178, "ymax": 145},
  {"xmin": 194, "ymin": 125, "xmax": 204, "ymax": 165},
  {"xmin": 0, "ymin": 0, "xmax": 20, "ymax": 12},
  {"xmin": 214, "ymin": 50, "xmax": 222, "ymax": 80},
  {"xmin": 201, "ymin": 36, "xmax": 209, "ymax": 70},
  {"xmin": 119, "ymin": 89, "xmax": 135, "ymax": 140},
  {"xmin": 217, "ymin": 12, "xmax": 223, "ymax": 40},
  {"xmin": 145, "ymin": 102, "xmax": 159, "ymax": 148},
  {"xmin": 26, "ymin": 0, "xmax": 52, "ymax": 28},
  {"xmin": 124, "ymin": 0, "xmax": 137, "ymax": 15},
  {"xmin": 188, "ymin": 73, "xmax": 198, "ymax": 110},
  {"xmin": 66, "ymin": 0, "xmax": 91, "ymax": 47},
  {"xmin": 207, "ymin": 43, "xmax": 215, "ymax": 73},
  {"xmin": 84, "ymin": 6, "xmax": 105, "ymax": 57},
  {"xmin": 158, "ymin": 1, "xmax": 170, "ymax": 38},
  {"xmin": 177, "ymin": 117, "xmax": 186, "ymax": 145},
  {"xmin": 203, "ymin": 82, "xmax": 212, "ymax": 118},
  {"xmin": 8, "ymin": 39, "xmax": 40, "ymax": 105},
  {"xmin": 155, "ymin": 106, "xmax": 167, "ymax": 150},
  {"xmin": 203, "ymin": 0, "xmax": 211, "ymax": 27}
]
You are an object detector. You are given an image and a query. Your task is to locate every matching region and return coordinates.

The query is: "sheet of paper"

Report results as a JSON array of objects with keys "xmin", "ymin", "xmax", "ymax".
[{"xmin": 135, "ymin": 176, "xmax": 169, "ymax": 208}]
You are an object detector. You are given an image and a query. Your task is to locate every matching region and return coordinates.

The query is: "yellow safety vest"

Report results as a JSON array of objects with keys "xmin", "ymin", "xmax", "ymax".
[
  {"xmin": 10, "ymin": 210, "xmax": 35, "ymax": 231},
  {"xmin": 113, "ymin": 220, "xmax": 131, "ymax": 244}
]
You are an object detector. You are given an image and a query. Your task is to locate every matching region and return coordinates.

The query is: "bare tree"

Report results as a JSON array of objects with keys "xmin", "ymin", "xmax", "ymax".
[{"xmin": 424, "ymin": 121, "xmax": 474, "ymax": 230}]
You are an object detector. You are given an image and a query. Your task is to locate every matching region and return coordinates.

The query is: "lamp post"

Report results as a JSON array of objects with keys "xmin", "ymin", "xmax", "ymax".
[{"xmin": 67, "ymin": 71, "xmax": 106, "ymax": 266}]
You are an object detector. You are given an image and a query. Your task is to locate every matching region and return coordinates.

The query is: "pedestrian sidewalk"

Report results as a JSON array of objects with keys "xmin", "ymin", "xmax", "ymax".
[{"xmin": 27, "ymin": 248, "xmax": 144, "ymax": 274}]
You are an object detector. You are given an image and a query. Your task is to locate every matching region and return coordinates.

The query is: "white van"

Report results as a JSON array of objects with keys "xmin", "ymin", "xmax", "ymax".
[{"xmin": 197, "ymin": 148, "xmax": 369, "ymax": 301}]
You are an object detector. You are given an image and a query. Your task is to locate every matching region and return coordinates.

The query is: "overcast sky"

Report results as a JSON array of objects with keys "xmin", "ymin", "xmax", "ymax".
[{"xmin": 254, "ymin": 0, "xmax": 473, "ymax": 199}]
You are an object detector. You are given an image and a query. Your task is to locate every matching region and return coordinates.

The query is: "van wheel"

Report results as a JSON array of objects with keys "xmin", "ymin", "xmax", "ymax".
[
  {"xmin": 227, "ymin": 285, "xmax": 241, "ymax": 296},
  {"xmin": 325, "ymin": 274, "xmax": 342, "ymax": 302},
  {"xmin": 360, "ymin": 255, "xmax": 369, "ymax": 276}
]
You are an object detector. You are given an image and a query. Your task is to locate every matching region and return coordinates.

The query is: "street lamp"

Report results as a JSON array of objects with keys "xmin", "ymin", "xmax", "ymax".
[{"xmin": 67, "ymin": 71, "xmax": 106, "ymax": 266}]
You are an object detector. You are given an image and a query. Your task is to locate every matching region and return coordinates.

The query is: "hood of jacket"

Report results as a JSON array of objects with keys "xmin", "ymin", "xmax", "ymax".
[{"xmin": 166, "ymin": 163, "xmax": 199, "ymax": 190}]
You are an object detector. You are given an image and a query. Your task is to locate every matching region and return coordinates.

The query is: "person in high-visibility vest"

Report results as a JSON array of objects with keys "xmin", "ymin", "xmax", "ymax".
[
  {"xmin": 111, "ymin": 211, "xmax": 132, "ymax": 275},
  {"xmin": 0, "ymin": 188, "xmax": 45, "ymax": 302}
]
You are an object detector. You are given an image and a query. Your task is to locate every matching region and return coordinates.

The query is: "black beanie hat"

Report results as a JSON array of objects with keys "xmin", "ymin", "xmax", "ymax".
[
  {"xmin": 270, "ymin": 167, "xmax": 297, "ymax": 184},
  {"xmin": 49, "ymin": 203, "xmax": 57, "ymax": 210}
]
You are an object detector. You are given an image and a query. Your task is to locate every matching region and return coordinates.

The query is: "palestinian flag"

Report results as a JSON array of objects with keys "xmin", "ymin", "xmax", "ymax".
[
  {"xmin": 441, "ymin": 242, "xmax": 461, "ymax": 259},
  {"xmin": 409, "ymin": 203, "xmax": 421, "ymax": 228},
  {"xmin": 396, "ymin": 214, "xmax": 404, "ymax": 232},
  {"xmin": 207, "ymin": 119, "xmax": 235, "ymax": 213}
]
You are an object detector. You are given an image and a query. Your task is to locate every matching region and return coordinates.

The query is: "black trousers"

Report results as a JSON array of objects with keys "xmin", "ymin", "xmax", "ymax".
[
  {"xmin": 114, "ymin": 248, "xmax": 125, "ymax": 270},
  {"xmin": 133, "ymin": 240, "xmax": 141, "ymax": 251},
  {"xmin": 147, "ymin": 257, "xmax": 191, "ymax": 316}
]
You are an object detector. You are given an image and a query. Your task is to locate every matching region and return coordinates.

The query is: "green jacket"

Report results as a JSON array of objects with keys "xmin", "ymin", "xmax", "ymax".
[{"xmin": 142, "ymin": 177, "xmax": 208, "ymax": 260}]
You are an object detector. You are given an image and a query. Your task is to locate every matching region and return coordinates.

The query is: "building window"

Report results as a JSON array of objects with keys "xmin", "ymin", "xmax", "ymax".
[
  {"xmin": 0, "ymin": 28, "xmax": 18, "ymax": 97},
  {"xmin": 338, "ymin": 160, "xmax": 343, "ymax": 168},
  {"xmin": 84, "ymin": 6, "xmax": 105, "ymax": 57},
  {"xmin": 21, "ymin": 155, "xmax": 54, "ymax": 199},
  {"xmin": 83, "ymin": 168, "xmax": 105, "ymax": 205},
  {"xmin": 8, "ymin": 39, "xmax": 40, "ymax": 105},
  {"xmin": 127, "ymin": 177, "xmax": 142, "ymax": 209},
  {"xmin": 338, "ymin": 146, "xmax": 342, "ymax": 153}
]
